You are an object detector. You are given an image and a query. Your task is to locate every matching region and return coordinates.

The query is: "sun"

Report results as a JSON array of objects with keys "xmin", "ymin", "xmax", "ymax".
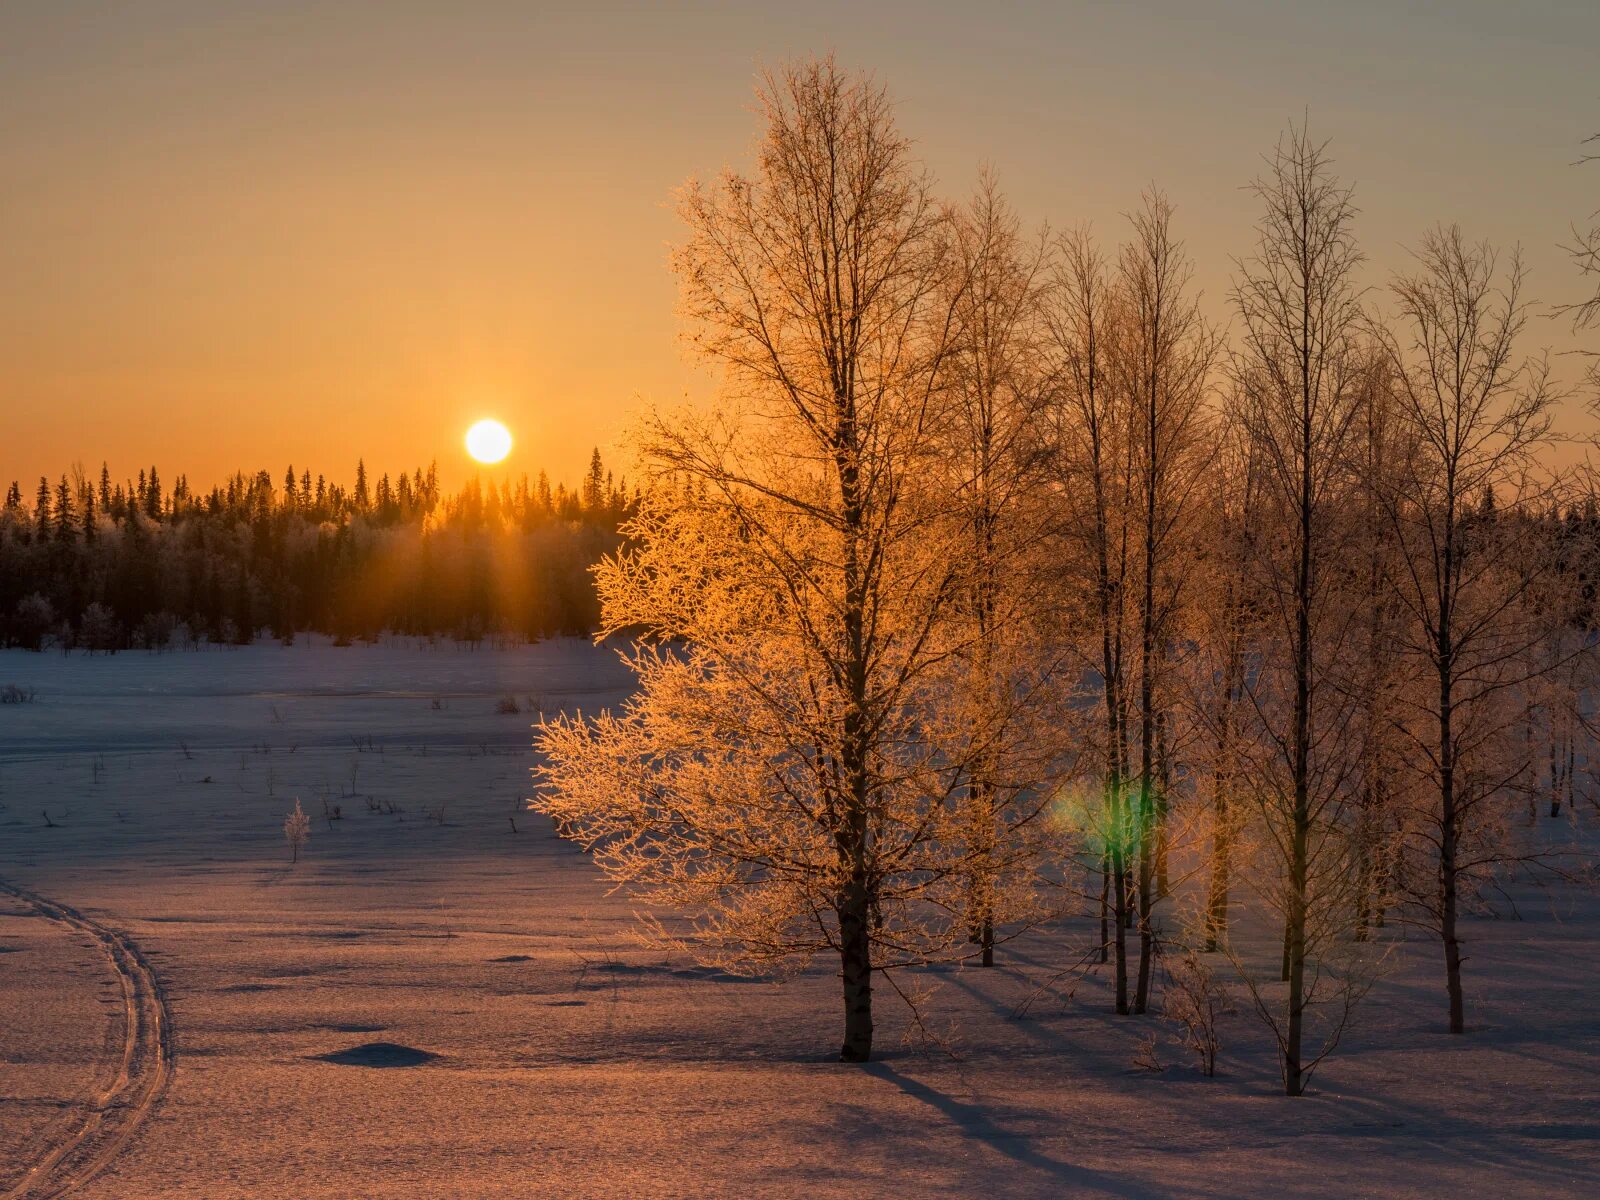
[{"xmin": 465, "ymin": 419, "xmax": 512, "ymax": 465}]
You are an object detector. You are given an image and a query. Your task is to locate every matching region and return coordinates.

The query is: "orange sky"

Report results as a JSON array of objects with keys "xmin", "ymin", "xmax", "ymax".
[{"xmin": 3, "ymin": 1, "xmax": 1597, "ymax": 493}]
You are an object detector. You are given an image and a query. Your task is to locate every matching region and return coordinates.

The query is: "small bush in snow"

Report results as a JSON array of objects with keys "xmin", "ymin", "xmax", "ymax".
[
  {"xmin": 1, "ymin": 683, "xmax": 37, "ymax": 704},
  {"xmin": 1163, "ymin": 949, "xmax": 1233, "ymax": 1077},
  {"xmin": 495, "ymin": 695, "xmax": 521, "ymax": 715}
]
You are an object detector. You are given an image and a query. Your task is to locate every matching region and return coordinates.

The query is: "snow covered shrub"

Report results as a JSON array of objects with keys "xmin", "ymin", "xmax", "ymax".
[
  {"xmin": 133, "ymin": 611, "xmax": 177, "ymax": 651},
  {"xmin": 1, "ymin": 683, "xmax": 37, "ymax": 704},
  {"xmin": 11, "ymin": 593, "xmax": 54, "ymax": 651},
  {"xmin": 495, "ymin": 696, "xmax": 522, "ymax": 715},
  {"xmin": 284, "ymin": 799, "xmax": 311, "ymax": 863},
  {"xmin": 79, "ymin": 603, "xmax": 121, "ymax": 654}
]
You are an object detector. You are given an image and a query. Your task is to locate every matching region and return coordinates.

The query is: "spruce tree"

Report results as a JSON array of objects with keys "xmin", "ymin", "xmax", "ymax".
[
  {"xmin": 35, "ymin": 477, "xmax": 51, "ymax": 539},
  {"xmin": 53, "ymin": 476, "xmax": 75, "ymax": 544},
  {"xmin": 582, "ymin": 448, "xmax": 605, "ymax": 513}
]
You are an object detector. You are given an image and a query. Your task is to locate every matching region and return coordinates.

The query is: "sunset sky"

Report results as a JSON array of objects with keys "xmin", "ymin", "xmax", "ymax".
[{"xmin": 3, "ymin": 0, "xmax": 1597, "ymax": 492}]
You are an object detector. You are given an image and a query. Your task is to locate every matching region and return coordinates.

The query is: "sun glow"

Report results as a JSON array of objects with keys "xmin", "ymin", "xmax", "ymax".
[{"xmin": 465, "ymin": 419, "xmax": 512, "ymax": 464}]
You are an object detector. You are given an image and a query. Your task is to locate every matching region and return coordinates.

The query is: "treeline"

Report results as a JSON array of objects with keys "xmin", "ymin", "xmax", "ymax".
[
  {"xmin": 533, "ymin": 60, "xmax": 1600, "ymax": 1090},
  {"xmin": 0, "ymin": 450, "xmax": 636, "ymax": 649}
]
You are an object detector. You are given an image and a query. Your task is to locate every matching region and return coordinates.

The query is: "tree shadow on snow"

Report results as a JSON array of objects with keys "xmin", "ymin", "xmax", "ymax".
[
  {"xmin": 1321, "ymin": 1087, "xmax": 1598, "ymax": 1190},
  {"xmin": 861, "ymin": 1063, "xmax": 1154, "ymax": 1198}
]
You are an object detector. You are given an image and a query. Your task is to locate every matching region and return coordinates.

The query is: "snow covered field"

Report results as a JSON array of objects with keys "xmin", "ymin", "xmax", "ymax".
[{"xmin": 1, "ymin": 639, "xmax": 1597, "ymax": 1198}]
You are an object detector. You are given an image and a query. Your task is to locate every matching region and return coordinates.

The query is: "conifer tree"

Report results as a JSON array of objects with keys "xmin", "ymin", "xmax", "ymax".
[
  {"xmin": 34, "ymin": 478, "xmax": 51, "ymax": 539},
  {"xmin": 53, "ymin": 476, "xmax": 75, "ymax": 544}
]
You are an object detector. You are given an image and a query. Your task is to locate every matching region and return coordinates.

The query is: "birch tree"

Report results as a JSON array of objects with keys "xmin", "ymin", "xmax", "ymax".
[
  {"xmin": 941, "ymin": 174, "xmax": 1065, "ymax": 967},
  {"xmin": 1188, "ymin": 409, "xmax": 1264, "ymax": 953},
  {"xmin": 534, "ymin": 59, "xmax": 998, "ymax": 1063},
  {"xmin": 1116, "ymin": 193, "xmax": 1218, "ymax": 1014},
  {"xmin": 1560, "ymin": 129, "xmax": 1600, "ymax": 390},
  {"xmin": 1046, "ymin": 227, "xmax": 1138, "ymax": 1011},
  {"xmin": 1230, "ymin": 124, "xmax": 1369, "ymax": 1096},
  {"xmin": 1346, "ymin": 351, "xmax": 1413, "ymax": 939},
  {"xmin": 1376, "ymin": 226, "xmax": 1559, "ymax": 1034}
]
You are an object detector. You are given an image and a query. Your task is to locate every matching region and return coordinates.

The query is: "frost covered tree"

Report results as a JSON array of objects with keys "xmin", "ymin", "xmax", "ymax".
[
  {"xmin": 1185, "ymin": 408, "xmax": 1265, "ymax": 953},
  {"xmin": 940, "ymin": 173, "xmax": 1065, "ymax": 967},
  {"xmin": 1045, "ymin": 226, "xmax": 1138, "ymax": 1010},
  {"xmin": 78, "ymin": 602, "xmax": 120, "ymax": 654},
  {"xmin": 284, "ymin": 799, "xmax": 311, "ymax": 864},
  {"xmin": 534, "ymin": 59, "xmax": 1022, "ymax": 1062},
  {"xmin": 1115, "ymin": 193, "xmax": 1217, "ymax": 1014}
]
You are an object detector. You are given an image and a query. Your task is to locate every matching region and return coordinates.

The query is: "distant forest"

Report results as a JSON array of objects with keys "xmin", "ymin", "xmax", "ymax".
[{"xmin": 0, "ymin": 451, "xmax": 637, "ymax": 650}]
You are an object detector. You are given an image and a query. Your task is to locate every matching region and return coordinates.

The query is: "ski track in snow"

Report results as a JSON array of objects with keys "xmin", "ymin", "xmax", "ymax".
[{"xmin": 0, "ymin": 880, "xmax": 175, "ymax": 1200}]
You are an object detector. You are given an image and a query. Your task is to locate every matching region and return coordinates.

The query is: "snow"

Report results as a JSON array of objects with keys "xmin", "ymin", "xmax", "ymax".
[{"xmin": 1, "ymin": 638, "xmax": 1597, "ymax": 1197}]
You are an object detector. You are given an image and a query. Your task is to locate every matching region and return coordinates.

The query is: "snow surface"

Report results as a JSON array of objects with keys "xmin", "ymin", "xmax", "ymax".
[{"xmin": 1, "ymin": 638, "xmax": 1597, "ymax": 1198}]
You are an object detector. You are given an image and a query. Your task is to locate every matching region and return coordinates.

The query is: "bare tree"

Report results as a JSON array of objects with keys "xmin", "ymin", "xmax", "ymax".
[
  {"xmin": 1116, "ymin": 192, "xmax": 1218, "ymax": 1014},
  {"xmin": 1046, "ymin": 226, "xmax": 1138, "ymax": 1011},
  {"xmin": 1558, "ymin": 130, "xmax": 1600, "ymax": 381},
  {"xmin": 1376, "ymin": 226, "xmax": 1560, "ymax": 1034},
  {"xmin": 1230, "ymin": 123, "xmax": 1369, "ymax": 1096}
]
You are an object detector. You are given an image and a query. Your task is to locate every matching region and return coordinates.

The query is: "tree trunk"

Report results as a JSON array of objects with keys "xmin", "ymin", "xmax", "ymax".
[
  {"xmin": 966, "ymin": 777, "xmax": 997, "ymax": 967},
  {"xmin": 1156, "ymin": 709, "xmax": 1172, "ymax": 899},
  {"xmin": 1135, "ymin": 388, "xmax": 1159, "ymax": 1016},
  {"xmin": 1524, "ymin": 710, "xmax": 1537, "ymax": 825},
  {"xmin": 1098, "ymin": 855, "xmax": 1111, "ymax": 964},
  {"xmin": 1283, "ymin": 302, "xmax": 1314, "ymax": 1098},
  {"xmin": 1205, "ymin": 634, "xmax": 1242, "ymax": 952},
  {"xmin": 1354, "ymin": 810, "xmax": 1371, "ymax": 943},
  {"xmin": 1110, "ymin": 775, "xmax": 1131, "ymax": 1014},
  {"xmin": 1205, "ymin": 789, "xmax": 1230, "ymax": 953},
  {"xmin": 1284, "ymin": 830, "xmax": 1308, "ymax": 1095},
  {"xmin": 1372, "ymin": 833, "xmax": 1388, "ymax": 929},
  {"xmin": 1101, "ymin": 605, "xmax": 1130, "ymax": 1011},
  {"xmin": 1438, "ymin": 491, "xmax": 1465, "ymax": 1037},
  {"xmin": 838, "ymin": 877, "xmax": 874, "ymax": 1061},
  {"xmin": 1135, "ymin": 839, "xmax": 1154, "ymax": 1012},
  {"xmin": 1439, "ymin": 641, "xmax": 1465, "ymax": 1036},
  {"xmin": 836, "ymin": 393, "xmax": 875, "ymax": 1062},
  {"xmin": 1550, "ymin": 721, "xmax": 1562, "ymax": 818}
]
